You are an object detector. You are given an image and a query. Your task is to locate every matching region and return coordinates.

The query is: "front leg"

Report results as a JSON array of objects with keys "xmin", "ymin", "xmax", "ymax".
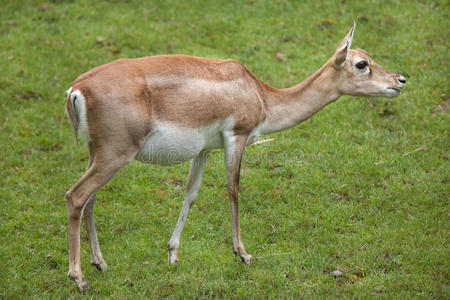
[
  {"xmin": 223, "ymin": 131, "xmax": 252, "ymax": 264},
  {"xmin": 167, "ymin": 151, "xmax": 209, "ymax": 264}
]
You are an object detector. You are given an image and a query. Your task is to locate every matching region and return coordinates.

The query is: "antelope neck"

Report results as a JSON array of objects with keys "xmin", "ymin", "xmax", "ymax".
[{"xmin": 261, "ymin": 59, "xmax": 341, "ymax": 134}]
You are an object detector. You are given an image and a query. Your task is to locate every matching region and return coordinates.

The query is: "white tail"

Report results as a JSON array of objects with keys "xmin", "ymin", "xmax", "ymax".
[{"xmin": 65, "ymin": 22, "xmax": 406, "ymax": 290}]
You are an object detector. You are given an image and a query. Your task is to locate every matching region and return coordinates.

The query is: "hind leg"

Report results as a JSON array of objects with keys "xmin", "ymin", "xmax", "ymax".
[
  {"xmin": 66, "ymin": 146, "xmax": 137, "ymax": 291},
  {"xmin": 83, "ymin": 142, "xmax": 107, "ymax": 271}
]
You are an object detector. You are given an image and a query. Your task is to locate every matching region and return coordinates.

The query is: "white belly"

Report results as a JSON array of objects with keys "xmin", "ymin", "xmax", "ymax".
[{"xmin": 135, "ymin": 119, "xmax": 232, "ymax": 165}]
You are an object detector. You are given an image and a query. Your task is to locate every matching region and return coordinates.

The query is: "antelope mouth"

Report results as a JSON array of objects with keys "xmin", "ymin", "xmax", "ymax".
[
  {"xmin": 383, "ymin": 87, "xmax": 402, "ymax": 98},
  {"xmin": 385, "ymin": 87, "xmax": 402, "ymax": 97}
]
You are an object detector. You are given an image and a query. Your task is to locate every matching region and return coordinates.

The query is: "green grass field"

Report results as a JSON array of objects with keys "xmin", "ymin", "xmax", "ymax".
[{"xmin": 0, "ymin": 0, "xmax": 448, "ymax": 298}]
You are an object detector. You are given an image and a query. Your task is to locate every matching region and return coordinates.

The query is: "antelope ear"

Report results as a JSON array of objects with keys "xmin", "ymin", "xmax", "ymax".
[{"xmin": 333, "ymin": 21, "xmax": 356, "ymax": 68}]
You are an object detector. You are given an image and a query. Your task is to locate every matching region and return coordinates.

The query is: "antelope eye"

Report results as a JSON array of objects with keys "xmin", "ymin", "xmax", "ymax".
[{"xmin": 355, "ymin": 61, "xmax": 368, "ymax": 69}]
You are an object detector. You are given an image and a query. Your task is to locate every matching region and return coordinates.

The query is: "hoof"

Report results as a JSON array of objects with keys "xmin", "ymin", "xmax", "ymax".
[
  {"xmin": 77, "ymin": 279, "xmax": 90, "ymax": 292},
  {"xmin": 69, "ymin": 273, "xmax": 90, "ymax": 292},
  {"xmin": 91, "ymin": 260, "xmax": 108, "ymax": 272},
  {"xmin": 168, "ymin": 249, "xmax": 179, "ymax": 265},
  {"xmin": 239, "ymin": 253, "xmax": 253, "ymax": 265},
  {"xmin": 233, "ymin": 248, "xmax": 253, "ymax": 265}
]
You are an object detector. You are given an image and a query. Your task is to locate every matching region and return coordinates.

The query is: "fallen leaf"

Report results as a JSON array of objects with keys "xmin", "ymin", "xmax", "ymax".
[
  {"xmin": 331, "ymin": 269, "xmax": 344, "ymax": 277},
  {"xmin": 96, "ymin": 36, "xmax": 106, "ymax": 44},
  {"xmin": 358, "ymin": 16, "xmax": 369, "ymax": 23},
  {"xmin": 20, "ymin": 91, "xmax": 41, "ymax": 100},
  {"xmin": 385, "ymin": 16, "xmax": 395, "ymax": 26},
  {"xmin": 37, "ymin": 5, "xmax": 51, "ymax": 11},
  {"xmin": 318, "ymin": 19, "xmax": 336, "ymax": 29},
  {"xmin": 432, "ymin": 98, "xmax": 450, "ymax": 113},
  {"xmin": 275, "ymin": 52, "xmax": 285, "ymax": 62}
]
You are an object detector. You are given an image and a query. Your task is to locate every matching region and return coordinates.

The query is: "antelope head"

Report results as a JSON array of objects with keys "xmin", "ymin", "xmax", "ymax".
[{"xmin": 332, "ymin": 22, "xmax": 406, "ymax": 98}]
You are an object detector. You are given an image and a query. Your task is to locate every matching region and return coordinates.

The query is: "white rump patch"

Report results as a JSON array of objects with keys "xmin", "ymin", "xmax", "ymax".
[
  {"xmin": 66, "ymin": 87, "xmax": 73, "ymax": 98},
  {"xmin": 71, "ymin": 89, "xmax": 90, "ymax": 142}
]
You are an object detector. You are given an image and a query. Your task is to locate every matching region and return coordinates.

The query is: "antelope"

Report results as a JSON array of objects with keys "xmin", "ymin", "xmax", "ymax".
[{"xmin": 65, "ymin": 22, "xmax": 406, "ymax": 291}]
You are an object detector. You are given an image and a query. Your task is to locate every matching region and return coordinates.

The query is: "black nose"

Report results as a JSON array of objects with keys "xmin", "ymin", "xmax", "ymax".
[{"xmin": 398, "ymin": 77, "xmax": 406, "ymax": 84}]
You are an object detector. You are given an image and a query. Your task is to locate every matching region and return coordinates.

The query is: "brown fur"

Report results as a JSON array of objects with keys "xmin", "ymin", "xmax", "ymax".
[{"xmin": 71, "ymin": 55, "xmax": 267, "ymax": 135}]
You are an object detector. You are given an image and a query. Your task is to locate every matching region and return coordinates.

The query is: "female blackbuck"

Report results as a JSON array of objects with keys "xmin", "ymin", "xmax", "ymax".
[{"xmin": 65, "ymin": 23, "xmax": 406, "ymax": 290}]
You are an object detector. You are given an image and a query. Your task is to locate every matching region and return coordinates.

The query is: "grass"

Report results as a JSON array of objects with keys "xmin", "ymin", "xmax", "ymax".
[{"xmin": 0, "ymin": 0, "xmax": 448, "ymax": 298}]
